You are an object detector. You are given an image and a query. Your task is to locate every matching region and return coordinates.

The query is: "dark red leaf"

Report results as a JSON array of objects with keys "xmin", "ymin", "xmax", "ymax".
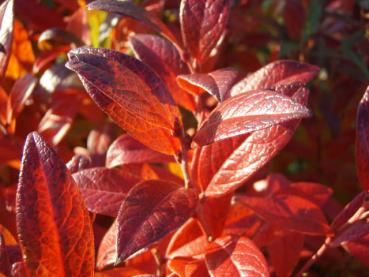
[
  {"xmin": 331, "ymin": 191, "xmax": 368, "ymax": 231},
  {"xmin": 230, "ymin": 60, "xmax": 319, "ymax": 97},
  {"xmin": 283, "ymin": 0, "xmax": 306, "ymax": 39},
  {"xmin": 180, "ymin": 0, "xmax": 231, "ymax": 64},
  {"xmin": 203, "ymin": 88, "xmax": 309, "ymax": 197},
  {"xmin": 6, "ymin": 74, "xmax": 37, "ymax": 123},
  {"xmin": 194, "ymin": 90, "xmax": 311, "ymax": 146},
  {"xmin": 177, "ymin": 68, "xmax": 240, "ymax": 101},
  {"xmin": 277, "ymin": 182, "xmax": 333, "ymax": 207},
  {"xmin": 345, "ymin": 234, "xmax": 369, "ymax": 267},
  {"xmin": 205, "ymin": 236, "xmax": 269, "ymax": 277},
  {"xmin": 267, "ymin": 230, "xmax": 304, "ymax": 277},
  {"xmin": 72, "ymin": 167, "xmax": 140, "ymax": 217},
  {"xmin": 356, "ymin": 87, "xmax": 369, "ymax": 190},
  {"xmin": 88, "ymin": 0, "xmax": 178, "ymax": 45},
  {"xmin": 66, "ymin": 47, "xmax": 182, "ymax": 155},
  {"xmin": 106, "ymin": 134, "xmax": 173, "ymax": 168},
  {"xmin": 238, "ymin": 194, "xmax": 330, "ymax": 235},
  {"xmin": 0, "ymin": 0, "xmax": 13, "ymax": 77},
  {"xmin": 129, "ymin": 34, "xmax": 195, "ymax": 111},
  {"xmin": 16, "ymin": 132, "xmax": 94, "ymax": 276},
  {"xmin": 331, "ymin": 219, "xmax": 369, "ymax": 247},
  {"xmin": 116, "ymin": 180, "xmax": 198, "ymax": 263}
]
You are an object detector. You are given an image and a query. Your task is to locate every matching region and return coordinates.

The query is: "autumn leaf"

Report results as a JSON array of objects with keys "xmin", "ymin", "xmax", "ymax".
[
  {"xmin": 106, "ymin": 134, "xmax": 173, "ymax": 168},
  {"xmin": 16, "ymin": 132, "xmax": 94, "ymax": 277},
  {"xmin": 88, "ymin": 0, "xmax": 178, "ymax": 45},
  {"xmin": 180, "ymin": 0, "xmax": 231, "ymax": 65},
  {"xmin": 116, "ymin": 180, "xmax": 198, "ymax": 264},
  {"xmin": 205, "ymin": 236, "xmax": 269, "ymax": 276},
  {"xmin": 66, "ymin": 47, "xmax": 182, "ymax": 155},
  {"xmin": 129, "ymin": 34, "xmax": 195, "ymax": 111},
  {"xmin": 72, "ymin": 167, "xmax": 140, "ymax": 217},
  {"xmin": 230, "ymin": 60, "xmax": 319, "ymax": 97},
  {"xmin": 194, "ymin": 89, "xmax": 311, "ymax": 146},
  {"xmin": 177, "ymin": 68, "xmax": 239, "ymax": 101}
]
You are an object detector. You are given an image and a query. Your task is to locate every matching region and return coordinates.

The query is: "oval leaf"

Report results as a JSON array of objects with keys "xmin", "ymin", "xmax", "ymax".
[
  {"xmin": 106, "ymin": 134, "xmax": 173, "ymax": 168},
  {"xmin": 180, "ymin": 0, "xmax": 231, "ymax": 64},
  {"xmin": 72, "ymin": 167, "xmax": 140, "ymax": 217},
  {"xmin": 194, "ymin": 89, "xmax": 311, "ymax": 146},
  {"xmin": 116, "ymin": 180, "xmax": 198, "ymax": 264},
  {"xmin": 129, "ymin": 34, "xmax": 195, "ymax": 111},
  {"xmin": 66, "ymin": 47, "xmax": 182, "ymax": 155},
  {"xmin": 16, "ymin": 132, "xmax": 94, "ymax": 277},
  {"xmin": 205, "ymin": 236, "xmax": 269, "ymax": 277},
  {"xmin": 230, "ymin": 60, "xmax": 319, "ymax": 97}
]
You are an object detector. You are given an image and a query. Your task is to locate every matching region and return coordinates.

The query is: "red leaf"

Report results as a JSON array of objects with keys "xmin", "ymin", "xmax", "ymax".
[
  {"xmin": 191, "ymin": 135, "xmax": 246, "ymax": 191},
  {"xmin": 267, "ymin": 230, "xmax": 304, "ymax": 277},
  {"xmin": 97, "ymin": 221, "xmax": 117, "ymax": 270},
  {"xmin": 283, "ymin": 0, "xmax": 306, "ymax": 39},
  {"xmin": 72, "ymin": 167, "xmax": 139, "ymax": 217},
  {"xmin": 116, "ymin": 180, "xmax": 198, "ymax": 263},
  {"xmin": 345, "ymin": 233, "xmax": 369, "ymax": 267},
  {"xmin": 277, "ymin": 182, "xmax": 333, "ymax": 207},
  {"xmin": 38, "ymin": 93, "xmax": 82, "ymax": 146},
  {"xmin": 88, "ymin": 0, "xmax": 178, "ymax": 45},
  {"xmin": 194, "ymin": 90, "xmax": 310, "ymax": 146},
  {"xmin": 205, "ymin": 236, "xmax": 269, "ymax": 277},
  {"xmin": 180, "ymin": 0, "xmax": 231, "ymax": 64},
  {"xmin": 129, "ymin": 34, "xmax": 195, "ymax": 111},
  {"xmin": 6, "ymin": 74, "xmax": 37, "ymax": 123},
  {"xmin": 166, "ymin": 218, "xmax": 208, "ymax": 259},
  {"xmin": 331, "ymin": 219, "xmax": 369, "ymax": 247},
  {"xmin": 356, "ymin": 87, "xmax": 369, "ymax": 190},
  {"xmin": 238, "ymin": 194, "xmax": 330, "ymax": 235},
  {"xmin": 230, "ymin": 60, "xmax": 319, "ymax": 97},
  {"xmin": 106, "ymin": 134, "xmax": 173, "ymax": 168},
  {"xmin": 203, "ymin": 88, "xmax": 309, "ymax": 197},
  {"xmin": 0, "ymin": 0, "xmax": 14, "ymax": 77},
  {"xmin": 177, "ymin": 68, "xmax": 240, "ymax": 101},
  {"xmin": 66, "ymin": 47, "xmax": 182, "ymax": 155},
  {"xmin": 331, "ymin": 191, "xmax": 368, "ymax": 231},
  {"xmin": 205, "ymin": 122, "xmax": 298, "ymax": 196},
  {"xmin": 16, "ymin": 132, "xmax": 94, "ymax": 276}
]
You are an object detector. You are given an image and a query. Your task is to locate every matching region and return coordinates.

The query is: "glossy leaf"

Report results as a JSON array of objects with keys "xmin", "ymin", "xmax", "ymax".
[
  {"xmin": 203, "ymin": 88, "xmax": 309, "ymax": 197},
  {"xmin": 194, "ymin": 90, "xmax": 311, "ymax": 146},
  {"xmin": 72, "ymin": 167, "xmax": 139, "ymax": 217},
  {"xmin": 129, "ymin": 34, "xmax": 195, "ymax": 110},
  {"xmin": 180, "ymin": 0, "xmax": 231, "ymax": 64},
  {"xmin": 16, "ymin": 132, "xmax": 94, "ymax": 276},
  {"xmin": 356, "ymin": 87, "xmax": 369, "ymax": 190},
  {"xmin": 205, "ymin": 236, "xmax": 269, "ymax": 277},
  {"xmin": 177, "ymin": 68, "xmax": 239, "ymax": 101},
  {"xmin": 116, "ymin": 180, "xmax": 198, "ymax": 263},
  {"xmin": 230, "ymin": 60, "xmax": 319, "ymax": 97},
  {"xmin": 0, "ymin": 0, "xmax": 14, "ymax": 77},
  {"xmin": 106, "ymin": 134, "xmax": 173, "ymax": 168},
  {"xmin": 66, "ymin": 47, "xmax": 182, "ymax": 155},
  {"xmin": 88, "ymin": 0, "xmax": 178, "ymax": 45},
  {"xmin": 238, "ymin": 194, "xmax": 330, "ymax": 235}
]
